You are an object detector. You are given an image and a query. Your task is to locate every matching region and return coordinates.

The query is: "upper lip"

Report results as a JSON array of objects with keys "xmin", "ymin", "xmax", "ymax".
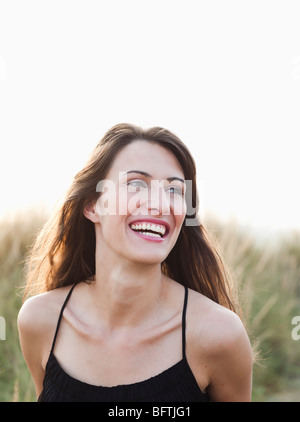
[{"xmin": 128, "ymin": 217, "xmax": 170, "ymax": 234}]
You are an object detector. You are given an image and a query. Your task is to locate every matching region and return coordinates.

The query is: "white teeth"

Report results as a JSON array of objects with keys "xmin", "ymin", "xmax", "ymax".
[
  {"xmin": 142, "ymin": 232, "xmax": 161, "ymax": 238},
  {"xmin": 130, "ymin": 222, "xmax": 167, "ymax": 236}
]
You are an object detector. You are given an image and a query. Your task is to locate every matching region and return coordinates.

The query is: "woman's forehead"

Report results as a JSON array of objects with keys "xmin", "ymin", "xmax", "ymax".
[{"xmin": 107, "ymin": 140, "xmax": 185, "ymax": 179}]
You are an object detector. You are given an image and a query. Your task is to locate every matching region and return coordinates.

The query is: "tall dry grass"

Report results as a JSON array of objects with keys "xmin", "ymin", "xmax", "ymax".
[
  {"xmin": 0, "ymin": 210, "xmax": 47, "ymax": 401},
  {"xmin": 205, "ymin": 216, "xmax": 300, "ymax": 401},
  {"xmin": 0, "ymin": 211, "xmax": 299, "ymax": 401}
]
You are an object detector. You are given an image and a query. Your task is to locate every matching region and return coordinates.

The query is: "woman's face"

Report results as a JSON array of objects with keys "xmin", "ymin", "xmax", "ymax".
[{"xmin": 91, "ymin": 140, "xmax": 187, "ymax": 265}]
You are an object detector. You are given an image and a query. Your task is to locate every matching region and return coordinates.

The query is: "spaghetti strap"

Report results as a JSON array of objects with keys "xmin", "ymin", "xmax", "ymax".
[
  {"xmin": 49, "ymin": 283, "xmax": 79, "ymax": 356},
  {"xmin": 182, "ymin": 286, "xmax": 188, "ymax": 359}
]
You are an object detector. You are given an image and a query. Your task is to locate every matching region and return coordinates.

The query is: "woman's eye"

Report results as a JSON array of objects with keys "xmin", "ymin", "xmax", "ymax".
[
  {"xmin": 166, "ymin": 186, "xmax": 184, "ymax": 196},
  {"xmin": 127, "ymin": 179, "xmax": 148, "ymax": 190}
]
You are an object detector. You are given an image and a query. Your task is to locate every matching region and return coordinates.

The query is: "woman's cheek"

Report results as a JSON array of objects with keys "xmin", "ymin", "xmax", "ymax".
[
  {"xmin": 171, "ymin": 196, "xmax": 187, "ymax": 222},
  {"xmin": 95, "ymin": 180, "xmax": 118, "ymax": 217}
]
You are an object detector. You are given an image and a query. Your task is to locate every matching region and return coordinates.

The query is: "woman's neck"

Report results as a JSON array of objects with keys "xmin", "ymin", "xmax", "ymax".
[{"xmin": 91, "ymin": 251, "xmax": 167, "ymax": 329}]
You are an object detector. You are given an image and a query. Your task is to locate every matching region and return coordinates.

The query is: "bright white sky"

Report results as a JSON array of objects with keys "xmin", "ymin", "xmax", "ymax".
[{"xmin": 0, "ymin": 1, "xmax": 299, "ymax": 235}]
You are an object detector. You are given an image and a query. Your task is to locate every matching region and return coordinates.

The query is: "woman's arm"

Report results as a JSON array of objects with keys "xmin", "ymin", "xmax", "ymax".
[
  {"xmin": 189, "ymin": 293, "xmax": 253, "ymax": 402},
  {"xmin": 206, "ymin": 313, "xmax": 253, "ymax": 402},
  {"xmin": 18, "ymin": 294, "xmax": 52, "ymax": 398}
]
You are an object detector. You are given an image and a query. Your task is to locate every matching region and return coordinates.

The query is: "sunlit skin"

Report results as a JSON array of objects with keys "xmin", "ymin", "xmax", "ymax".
[
  {"xmin": 83, "ymin": 141, "xmax": 187, "ymax": 327},
  {"xmin": 92, "ymin": 140, "xmax": 187, "ymax": 267},
  {"xmin": 18, "ymin": 140, "xmax": 253, "ymax": 401}
]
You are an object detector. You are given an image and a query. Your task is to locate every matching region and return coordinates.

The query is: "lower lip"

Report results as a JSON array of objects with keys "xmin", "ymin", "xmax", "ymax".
[{"xmin": 129, "ymin": 227, "xmax": 166, "ymax": 242}]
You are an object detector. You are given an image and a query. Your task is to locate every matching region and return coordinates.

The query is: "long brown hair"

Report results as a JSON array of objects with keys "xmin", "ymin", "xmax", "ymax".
[{"xmin": 24, "ymin": 123, "xmax": 238, "ymax": 313}]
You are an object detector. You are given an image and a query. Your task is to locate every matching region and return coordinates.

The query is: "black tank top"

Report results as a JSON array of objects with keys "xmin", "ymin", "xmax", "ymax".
[{"xmin": 38, "ymin": 283, "xmax": 210, "ymax": 402}]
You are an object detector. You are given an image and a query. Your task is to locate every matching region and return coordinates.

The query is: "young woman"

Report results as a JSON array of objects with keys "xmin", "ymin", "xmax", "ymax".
[{"xmin": 18, "ymin": 123, "xmax": 253, "ymax": 402}]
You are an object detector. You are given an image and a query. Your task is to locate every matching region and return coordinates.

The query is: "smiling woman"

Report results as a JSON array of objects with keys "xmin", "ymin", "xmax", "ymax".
[{"xmin": 18, "ymin": 123, "xmax": 253, "ymax": 402}]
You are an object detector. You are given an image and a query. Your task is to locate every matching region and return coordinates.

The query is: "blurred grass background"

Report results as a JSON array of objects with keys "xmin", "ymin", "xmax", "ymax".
[{"xmin": 0, "ymin": 211, "xmax": 299, "ymax": 402}]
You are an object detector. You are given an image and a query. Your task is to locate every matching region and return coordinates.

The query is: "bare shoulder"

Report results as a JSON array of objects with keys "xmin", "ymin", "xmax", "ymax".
[
  {"xmin": 187, "ymin": 288, "xmax": 250, "ymax": 349},
  {"xmin": 18, "ymin": 284, "xmax": 75, "ymax": 366},
  {"xmin": 18, "ymin": 285, "xmax": 71, "ymax": 336},
  {"xmin": 17, "ymin": 284, "xmax": 74, "ymax": 397},
  {"xmin": 186, "ymin": 289, "xmax": 253, "ymax": 401}
]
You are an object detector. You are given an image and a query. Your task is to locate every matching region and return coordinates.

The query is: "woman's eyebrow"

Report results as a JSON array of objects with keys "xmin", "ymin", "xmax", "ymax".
[
  {"xmin": 126, "ymin": 170, "xmax": 185, "ymax": 184},
  {"xmin": 167, "ymin": 176, "xmax": 185, "ymax": 184},
  {"xmin": 126, "ymin": 170, "xmax": 151, "ymax": 178}
]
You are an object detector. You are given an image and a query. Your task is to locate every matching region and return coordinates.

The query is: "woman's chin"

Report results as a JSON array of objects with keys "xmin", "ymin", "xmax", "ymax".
[{"xmin": 125, "ymin": 251, "xmax": 166, "ymax": 266}]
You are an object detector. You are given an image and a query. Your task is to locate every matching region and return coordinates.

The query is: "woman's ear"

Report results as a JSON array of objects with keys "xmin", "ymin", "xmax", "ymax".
[{"xmin": 83, "ymin": 200, "xmax": 100, "ymax": 223}]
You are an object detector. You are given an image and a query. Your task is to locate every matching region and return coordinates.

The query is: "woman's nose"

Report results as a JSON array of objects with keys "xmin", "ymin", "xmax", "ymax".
[{"xmin": 147, "ymin": 183, "xmax": 170, "ymax": 216}]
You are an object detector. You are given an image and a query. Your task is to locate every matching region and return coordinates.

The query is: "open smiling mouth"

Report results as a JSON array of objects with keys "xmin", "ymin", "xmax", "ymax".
[{"xmin": 129, "ymin": 221, "xmax": 169, "ymax": 239}]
